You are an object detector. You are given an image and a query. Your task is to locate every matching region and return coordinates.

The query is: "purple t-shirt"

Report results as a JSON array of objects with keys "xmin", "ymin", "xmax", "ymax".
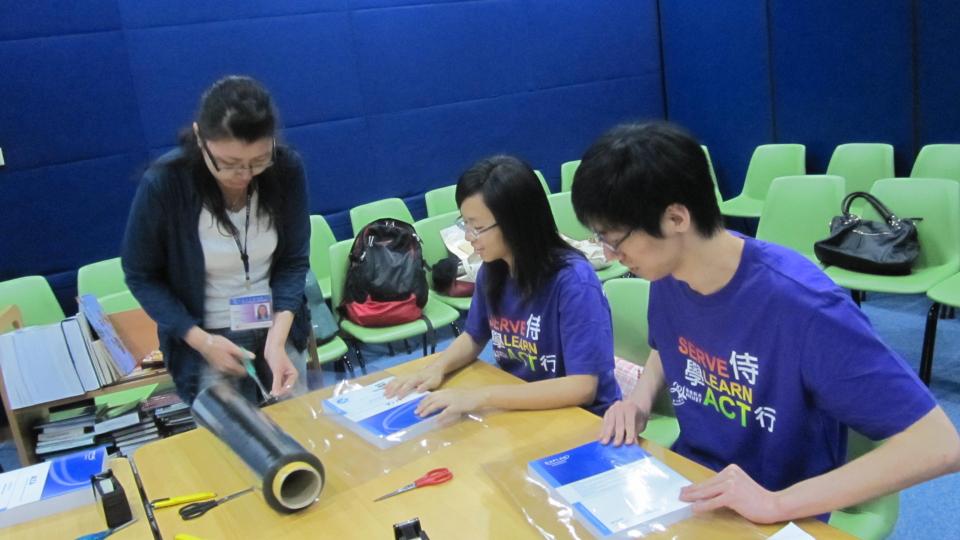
[
  {"xmin": 649, "ymin": 236, "xmax": 935, "ymax": 492},
  {"xmin": 464, "ymin": 255, "xmax": 621, "ymax": 415}
]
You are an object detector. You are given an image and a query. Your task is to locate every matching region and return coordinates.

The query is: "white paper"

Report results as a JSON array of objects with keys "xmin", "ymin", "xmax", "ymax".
[{"xmin": 768, "ymin": 522, "xmax": 816, "ymax": 540}]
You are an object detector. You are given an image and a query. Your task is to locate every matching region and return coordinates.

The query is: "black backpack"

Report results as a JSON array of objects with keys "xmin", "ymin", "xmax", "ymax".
[{"xmin": 340, "ymin": 218, "xmax": 429, "ymax": 326}]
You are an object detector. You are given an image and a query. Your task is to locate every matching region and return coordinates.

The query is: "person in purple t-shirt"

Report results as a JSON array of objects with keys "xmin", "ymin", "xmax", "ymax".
[
  {"xmin": 385, "ymin": 155, "xmax": 621, "ymax": 418},
  {"xmin": 570, "ymin": 122, "xmax": 960, "ymax": 524}
]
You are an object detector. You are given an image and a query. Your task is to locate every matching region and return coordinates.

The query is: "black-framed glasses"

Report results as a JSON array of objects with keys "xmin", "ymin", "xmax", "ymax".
[
  {"xmin": 201, "ymin": 137, "xmax": 276, "ymax": 175},
  {"xmin": 593, "ymin": 229, "xmax": 636, "ymax": 254},
  {"xmin": 455, "ymin": 217, "xmax": 498, "ymax": 240}
]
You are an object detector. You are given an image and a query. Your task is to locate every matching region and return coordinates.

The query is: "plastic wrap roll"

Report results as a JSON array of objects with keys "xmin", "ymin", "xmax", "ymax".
[{"xmin": 192, "ymin": 384, "xmax": 325, "ymax": 513}]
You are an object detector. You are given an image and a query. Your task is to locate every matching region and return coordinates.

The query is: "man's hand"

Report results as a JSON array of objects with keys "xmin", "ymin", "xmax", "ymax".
[
  {"xmin": 680, "ymin": 464, "xmax": 784, "ymax": 524},
  {"xmin": 384, "ymin": 364, "xmax": 444, "ymax": 399},
  {"xmin": 415, "ymin": 388, "xmax": 487, "ymax": 422}
]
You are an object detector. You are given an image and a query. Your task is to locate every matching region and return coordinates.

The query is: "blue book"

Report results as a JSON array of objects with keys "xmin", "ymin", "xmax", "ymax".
[
  {"xmin": 0, "ymin": 446, "xmax": 107, "ymax": 529},
  {"xmin": 78, "ymin": 295, "xmax": 136, "ymax": 376},
  {"xmin": 321, "ymin": 377, "xmax": 444, "ymax": 449},
  {"xmin": 528, "ymin": 441, "xmax": 692, "ymax": 538}
]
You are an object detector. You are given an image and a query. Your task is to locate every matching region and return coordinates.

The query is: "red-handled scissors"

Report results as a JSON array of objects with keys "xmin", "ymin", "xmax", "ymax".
[{"xmin": 373, "ymin": 468, "xmax": 453, "ymax": 502}]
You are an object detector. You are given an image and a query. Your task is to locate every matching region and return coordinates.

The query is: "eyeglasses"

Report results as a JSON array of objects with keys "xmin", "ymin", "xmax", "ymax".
[
  {"xmin": 201, "ymin": 137, "xmax": 276, "ymax": 175},
  {"xmin": 456, "ymin": 217, "xmax": 499, "ymax": 240},
  {"xmin": 593, "ymin": 229, "xmax": 636, "ymax": 254}
]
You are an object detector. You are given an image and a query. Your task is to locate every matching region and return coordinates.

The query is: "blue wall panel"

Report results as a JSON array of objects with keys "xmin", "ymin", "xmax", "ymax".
[
  {"xmin": 0, "ymin": 1, "xmax": 120, "ymax": 40},
  {"xmin": 659, "ymin": 0, "xmax": 772, "ymax": 197},
  {"xmin": 117, "ymin": 1, "xmax": 346, "ymax": 29},
  {"xmin": 352, "ymin": 1, "xmax": 531, "ymax": 115},
  {"xmin": 126, "ymin": 13, "xmax": 363, "ymax": 148},
  {"xmin": 917, "ymin": 0, "xmax": 960, "ymax": 146},
  {"xmin": 0, "ymin": 33, "xmax": 144, "ymax": 171},
  {"xmin": 770, "ymin": 0, "xmax": 914, "ymax": 175},
  {"xmin": 0, "ymin": 153, "xmax": 145, "ymax": 280},
  {"xmin": 524, "ymin": 0, "xmax": 660, "ymax": 90}
]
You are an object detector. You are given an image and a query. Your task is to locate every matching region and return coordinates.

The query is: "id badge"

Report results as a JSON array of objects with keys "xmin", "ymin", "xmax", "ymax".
[{"xmin": 229, "ymin": 294, "xmax": 273, "ymax": 331}]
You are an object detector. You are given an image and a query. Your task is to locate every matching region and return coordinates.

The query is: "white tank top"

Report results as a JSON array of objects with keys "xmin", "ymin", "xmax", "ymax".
[{"xmin": 198, "ymin": 191, "xmax": 277, "ymax": 329}]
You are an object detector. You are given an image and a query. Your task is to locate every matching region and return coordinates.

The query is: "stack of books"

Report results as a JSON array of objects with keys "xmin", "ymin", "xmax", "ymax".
[
  {"xmin": 34, "ymin": 401, "xmax": 165, "ymax": 460},
  {"xmin": 0, "ymin": 295, "xmax": 142, "ymax": 409},
  {"xmin": 33, "ymin": 405, "xmax": 98, "ymax": 460},
  {"xmin": 141, "ymin": 391, "xmax": 195, "ymax": 437}
]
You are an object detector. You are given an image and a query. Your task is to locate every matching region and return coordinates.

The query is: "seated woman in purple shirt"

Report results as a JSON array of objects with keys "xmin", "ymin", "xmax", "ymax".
[{"xmin": 385, "ymin": 155, "xmax": 621, "ymax": 419}]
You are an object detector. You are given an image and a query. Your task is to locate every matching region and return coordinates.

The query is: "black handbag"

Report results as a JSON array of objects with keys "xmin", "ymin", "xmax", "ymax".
[{"xmin": 814, "ymin": 191, "xmax": 921, "ymax": 275}]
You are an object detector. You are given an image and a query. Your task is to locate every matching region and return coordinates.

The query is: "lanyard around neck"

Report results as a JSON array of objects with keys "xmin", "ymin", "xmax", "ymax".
[{"xmin": 229, "ymin": 191, "xmax": 254, "ymax": 287}]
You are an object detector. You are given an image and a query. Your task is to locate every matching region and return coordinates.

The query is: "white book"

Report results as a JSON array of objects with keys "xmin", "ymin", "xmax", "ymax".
[
  {"xmin": 60, "ymin": 317, "xmax": 101, "ymax": 392},
  {"xmin": 0, "ymin": 325, "xmax": 85, "ymax": 409},
  {"xmin": 320, "ymin": 377, "xmax": 447, "ymax": 449},
  {"xmin": 0, "ymin": 446, "xmax": 106, "ymax": 529},
  {"xmin": 528, "ymin": 441, "xmax": 693, "ymax": 538},
  {"xmin": 75, "ymin": 310, "xmax": 108, "ymax": 386}
]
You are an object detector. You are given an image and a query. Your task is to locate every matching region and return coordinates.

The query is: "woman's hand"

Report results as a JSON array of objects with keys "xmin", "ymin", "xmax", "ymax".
[
  {"xmin": 264, "ymin": 345, "xmax": 299, "ymax": 397},
  {"xmin": 199, "ymin": 334, "xmax": 247, "ymax": 377},
  {"xmin": 383, "ymin": 364, "xmax": 445, "ymax": 399}
]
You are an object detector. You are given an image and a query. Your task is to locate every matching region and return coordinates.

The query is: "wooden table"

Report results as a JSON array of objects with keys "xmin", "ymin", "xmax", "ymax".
[
  {"xmin": 133, "ymin": 356, "xmax": 854, "ymax": 539},
  {"xmin": 0, "ymin": 458, "xmax": 152, "ymax": 539}
]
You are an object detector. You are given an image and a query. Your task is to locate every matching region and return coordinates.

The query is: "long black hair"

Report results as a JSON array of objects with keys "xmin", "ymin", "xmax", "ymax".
[
  {"xmin": 170, "ymin": 75, "xmax": 293, "ymax": 235},
  {"xmin": 455, "ymin": 155, "xmax": 579, "ymax": 314}
]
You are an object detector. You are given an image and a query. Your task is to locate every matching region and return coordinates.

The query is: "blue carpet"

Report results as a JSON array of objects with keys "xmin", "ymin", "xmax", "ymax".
[{"xmin": 3, "ymin": 299, "xmax": 957, "ymax": 539}]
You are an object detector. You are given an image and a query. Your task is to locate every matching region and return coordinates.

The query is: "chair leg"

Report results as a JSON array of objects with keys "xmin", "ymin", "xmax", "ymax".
[
  {"xmin": 450, "ymin": 323, "xmax": 461, "ymax": 337},
  {"xmin": 343, "ymin": 347, "xmax": 357, "ymax": 378},
  {"xmin": 850, "ymin": 290, "xmax": 861, "ymax": 307},
  {"xmin": 940, "ymin": 305, "xmax": 955, "ymax": 320},
  {"xmin": 919, "ymin": 302, "xmax": 941, "ymax": 386},
  {"xmin": 421, "ymin": 335, "xmax": 428, "ymax": 357},
  {"xmin": 403, "ymin": 339, "xmax": 412, "ymax": 354},
  {"xmin": 387, "ymin": 343, "xmax": 395, "ymax": 356},
  {"xmin": 350, "ymin": 341, "xmax": 366, "ymax": 375}
]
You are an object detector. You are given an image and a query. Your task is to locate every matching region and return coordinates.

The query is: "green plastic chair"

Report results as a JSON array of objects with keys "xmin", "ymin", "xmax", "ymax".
[
  {"xmin": 309, "ymin": 215, "xmax": 337, "ymax": 299},
  {"xmin": 701, "ymin": 145, "xmax": 724, "ymax": 206},
  {"xmin": 719, "ymin": 144, "xmax": 806, "ymax": 218},
  {"xmin": 826, "ymin": 143, "xmax": 895, "ymax": 196},
  {"xmin": 78, "ymin": 258, "xmax": 131, "ymax": 298},
  {"xmin": 414, "ymin": 212, "xmax": 472, "ymax": 312},
  {"xmin": 548, "ymin": 192, "xmax": 628, "ymax": 282},
  {"xmin": 910, "ymin": 144, "xmax": 960, "ymax": 181},
  {"xmin": 316, "ymin": 336, "xmax": 350, "ymax": 365},
  {"xmin": 922, "ymin": 272, "xmax": 960, "ymax": 384},
  {"xmin": 0, "ymin": 275, "xmax": 65, "ymax": 327},
  {"xmin": 533, "ymin": 170, "xmax": 551, "ymax": 194},
  {"xmin": 828, "ymin": 431, "xmax": 899, "ymax": 540},
  {"xmin": 825, "ymin": 179, "xmax": 960, "ymax": 385},
  {"xmin": 329, "ymin": 240, "xmax": 460, "ymax": 369},
  {"xmin": 98, "ymin": 290, "xmax": 142, "ymax": 314},
  {"xmin": 349, "ymin": 198, "xmax": 415, "ymax": 236},
  {"xmin": 756, "ymin": 175, "xmax": 846, "ymax": 264},
  {"xmin": 560, "ymin": 160, "xmax": 580, "ymax": 192},
  {"xmin": 424, "ymin": 185, "xmax": 459, "ymax": 218},
  {"xmin": 603, "ymin": 277, "xmax": 679, "ymax": 448}
]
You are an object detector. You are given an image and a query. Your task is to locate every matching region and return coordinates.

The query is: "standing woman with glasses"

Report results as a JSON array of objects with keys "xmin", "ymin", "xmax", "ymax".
[
  {"xmin": 122, "ymin": 76, "xmax": 310, "ymax": 405},
  {"xmin": 384, "ymin": 155, "xmax": 621, "ymax": 418}
]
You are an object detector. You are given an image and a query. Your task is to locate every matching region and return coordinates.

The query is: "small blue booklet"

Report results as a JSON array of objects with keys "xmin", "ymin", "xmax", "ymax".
[
  {"xmin": 528, "ymin": 441, "xmax": 692, "ymax": 538},
  {"xmin": 0, "ymin": 446, "xmax": 107, "ymax": 529},
  {"xmin": 321, "ymin": 377, "xmax": 444, "ymax": 449}
]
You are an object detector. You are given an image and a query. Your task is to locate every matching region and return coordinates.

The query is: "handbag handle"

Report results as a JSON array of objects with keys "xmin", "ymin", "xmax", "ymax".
[{"xmin": 840, "ymin": 191, "xmax": 900, "ymax": 223}]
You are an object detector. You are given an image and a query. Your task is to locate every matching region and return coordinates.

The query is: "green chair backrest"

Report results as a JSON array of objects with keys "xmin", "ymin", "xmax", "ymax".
[
  {"xmin": 533, "ymin": 170, "xmax": 551, "ymax": 194},
  {"xmin": 866, "ymin": 178, "xmax": 960, "ymax": 270},
  {"xmin": 0, "ymin": 275, "xmax": 65, "ymax": 327},
  {"xmin": 741, "ymin": 144, "xmax": 806, "ymax": 200},
  {"xmin": 414, "ymin": 212, "xmax": 461, "ymax": 267},
  {"xmin": 414, "ymin": 212, "xmax": 461, "ymax": 290},
  {"xmin": 911, "ymin": 144, "xmax": 960, "ymax": 181},
  {"xmin": 602, "ymin": 277, "xmax": 652, "ymax": 364},
  {"xmin": 309, "ymin": 215, "xmax": 337, "ymax": 286},
  {"xmin": 77, "ymin": 257, "xmax": 128, "ymax": 298},
  {"xmin": 560, "ymin": 160, "xmax": 581, "ymax": 192},
  {"xmin": 548, "ymin": 192, "xmax": 591, "ymax": 241},
  {"xmin": 756, "ymin": 175, "xmax": 845, "ymax": 260},
  {"xmin": 98, "ymin": 290, "xmax": 141, "ymax": 314},
  {"xmin": 328, "ymin": 240, "xmax": 353, "ymax": 316},
  {"xmin": 424, "ymin": 185, "xmax": 459, "ymax": 218},
  {"xmin": 826, "ymin": 143, "xmax": 894, "ymax": 196},
  {"xmin": 828, "ymin": 431, "xmax": 899, "ymax": 540},
  {"xmin": 701, "ymin": 145, "xmax": 724, "ymax": 204},
  {"xmin": 349, "ymin": 198, "xmax": 415, "ymax": 236}
]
